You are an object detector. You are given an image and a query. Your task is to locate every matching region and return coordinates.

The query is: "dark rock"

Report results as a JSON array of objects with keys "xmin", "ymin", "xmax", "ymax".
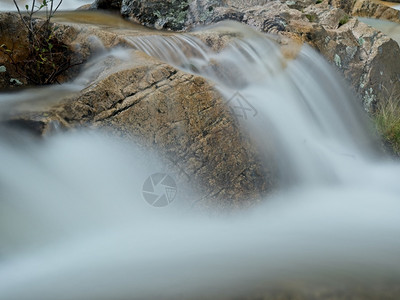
[
  {"xmin": 121, "ymin": 0, "xmax": 190, "ymax": 30},
  {"xmin": 0, "ymin": 13, "xmax": 30, "ymax": 89},
  {"xmin": 2, "ymin": 119, "xmax": 46, "ymax": 136},
  {"xmin": 90, "ymin": 0, "xmax": 122, "ymax": 10},
  {"xmin": 381, "ymin": 0, "xmax": 400, "ymax": 2}
]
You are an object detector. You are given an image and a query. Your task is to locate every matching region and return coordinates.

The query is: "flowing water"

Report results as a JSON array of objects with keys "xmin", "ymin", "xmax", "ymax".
[
  {"xmin": 359, "ymin": 17, "xmax": 400, "ymax": 45},
  {"xmin": 377, "ymin": 0, "xmax": 400, "ymax": 11},
  {"xmin": 0, "ymin": 9, "xmax": 400, "ymax": 300}
]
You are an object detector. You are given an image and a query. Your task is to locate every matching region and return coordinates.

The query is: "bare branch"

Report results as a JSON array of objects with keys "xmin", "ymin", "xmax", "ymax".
[
  {"xmin": 53, "ymin": 1, "xmax": 63, "ymax": 16},
  {"xmin": 12, "ymin": 0, "xmax": 30, "ymax": 31}
]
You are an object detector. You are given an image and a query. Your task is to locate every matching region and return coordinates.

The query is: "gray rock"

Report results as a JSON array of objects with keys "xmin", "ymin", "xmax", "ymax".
[
  {"xmin": 121, "ymin": 0, "xmax": 190, "ymax": 30},
  {"xmin": 242, "ymin": 1, "xmax": 400, "ymax": 111}
]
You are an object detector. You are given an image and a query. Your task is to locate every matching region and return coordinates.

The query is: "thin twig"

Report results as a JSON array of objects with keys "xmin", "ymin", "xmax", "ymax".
[
  {"xmin": 12, "ymin": 0, "xmax": 30, "ymax": 31},
  {"xmin": 50, "ymin": 0, "xmax": 54, "ymax": 18},
  {"xmin": 52, "ymin": 0, "xmax": 63, "ymax": 19},
  {"xmin": 7, "ymin": 0, "xmax": 71, "ymax": 85},
  {"xmin": 30, "ymin": 0, "xmax": 36, "ymax": 33}
]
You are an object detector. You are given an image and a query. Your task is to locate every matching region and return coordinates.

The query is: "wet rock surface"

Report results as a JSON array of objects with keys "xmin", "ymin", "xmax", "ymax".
[
  {"xmin": 1, "ymin": 19, "xmax": 273, "ymax": 209},
  {"xmin": 121, "ymin": 0, "xmax": 190, "ymax": 30},
  {"xmin": 115, "ymin": 0, "xmax": 400, "ymax": 111}
]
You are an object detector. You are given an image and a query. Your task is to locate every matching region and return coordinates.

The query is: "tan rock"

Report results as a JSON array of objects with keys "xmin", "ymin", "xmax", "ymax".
[
  {"xmin": 352, "ymin": 0, "xmax": 400, "ymax": 24},
  {"xmin": 6, "ymin": 42, "xmax": 272, "ymax": 209}
]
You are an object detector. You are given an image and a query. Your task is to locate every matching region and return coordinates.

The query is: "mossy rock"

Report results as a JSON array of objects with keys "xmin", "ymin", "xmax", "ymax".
[{"xmin": 121, "ymin": 0, "xmax": 190, "ymax": 30}]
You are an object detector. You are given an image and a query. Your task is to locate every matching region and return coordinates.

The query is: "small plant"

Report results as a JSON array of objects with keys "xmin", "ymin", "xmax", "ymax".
[
  {"xmin": 374, "ymin": 91, "xmax": 400, "ymax": 156},
  {"xmin": 305, "ymin": 14, "xmax": 317, "ymax": 23},
  {"xmin": 0, "ymin": 0, "xmax": 74, "ymax": 85},
  {"xmin": 338, "ymin": 14, "xmax": 349, "ymax": 27}
]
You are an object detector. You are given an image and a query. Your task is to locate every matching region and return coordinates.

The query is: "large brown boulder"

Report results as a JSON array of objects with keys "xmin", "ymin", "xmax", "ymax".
[{"xmin": 3, "ymin": 19, "xmax": 273, "ymax": 209}]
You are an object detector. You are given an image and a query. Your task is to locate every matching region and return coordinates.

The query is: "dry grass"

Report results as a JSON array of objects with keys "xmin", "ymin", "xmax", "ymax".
[{"xmin": 374, "ymin": 90, "xmax": 400, "ymax": 156}]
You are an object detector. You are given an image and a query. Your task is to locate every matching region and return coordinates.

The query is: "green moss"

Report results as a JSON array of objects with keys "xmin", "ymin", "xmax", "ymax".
[
  {"xmin": 316, "ymin": 0, "xmax": 323, "ymax": 3},
  {"xmin": 153, "ymin": 0, "xmax": 189, "ymax": 30},
  {"xmin": 305, "ymin": 14, "xmax": 317, "ymax": 23},
  {"xmin": 338, "ymin": 15, "xmax": 349, "ymax": 27}
]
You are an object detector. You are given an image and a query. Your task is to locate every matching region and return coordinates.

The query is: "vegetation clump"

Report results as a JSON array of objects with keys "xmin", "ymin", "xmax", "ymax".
[
  {"xmin": 374, "ymin": 96, "xmax": 400, "ymax": 156},
  {"xmin": 0, "ymin": 0, "xmax": 74, "ymax": 85},
  {"xmin": 338, "ymin": 14, "xmax": 349, "ymax": 27},
  {"xmin": 305, "ymin": 13, "xmax": 317, "ymax": 23}
]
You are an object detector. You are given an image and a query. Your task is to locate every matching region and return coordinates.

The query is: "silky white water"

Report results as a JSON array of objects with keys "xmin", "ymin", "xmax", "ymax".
[
  {"xmin": 1, "ymin": 21, "xmax": 400, "ymax": 299},
  {"xmin": 127, "ymin": 22, "xmax": 381, "ymax": 185}
]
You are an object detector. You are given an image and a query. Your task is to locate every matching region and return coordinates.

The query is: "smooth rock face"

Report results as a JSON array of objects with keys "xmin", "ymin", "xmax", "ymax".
[
  {"xmin": 89, "ymin": 54, "xmax": 271, "ymax": 207},
  {"xmin": 32, "ymin": 54, "xmax": 271, "ymax": 208}
]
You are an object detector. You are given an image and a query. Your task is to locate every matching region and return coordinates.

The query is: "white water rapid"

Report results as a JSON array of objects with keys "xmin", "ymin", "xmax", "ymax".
[{"xmin": 0, "ymin": 20, "xmax": 400, "ymax": 299}]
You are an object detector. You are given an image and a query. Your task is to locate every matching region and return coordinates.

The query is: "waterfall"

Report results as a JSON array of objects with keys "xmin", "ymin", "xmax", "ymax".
[
  {"xmin": 1, "ymin": 21, "xmax": 400, "ymax": 299},
  {"xmin": 126, "ymin": 21, "xmax": 381, "ymax": 185}
]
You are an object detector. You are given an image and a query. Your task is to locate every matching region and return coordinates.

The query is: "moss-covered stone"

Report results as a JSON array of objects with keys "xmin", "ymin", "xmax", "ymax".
[{"xmin": 121, "ymin": 0, "xmax": 189, "ymax": 30}]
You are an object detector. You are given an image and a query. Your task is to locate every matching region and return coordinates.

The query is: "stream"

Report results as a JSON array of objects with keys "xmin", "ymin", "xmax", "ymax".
[{"xmin": 0, "ymin": 5, "xmax": 400, "ymax": 300}]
